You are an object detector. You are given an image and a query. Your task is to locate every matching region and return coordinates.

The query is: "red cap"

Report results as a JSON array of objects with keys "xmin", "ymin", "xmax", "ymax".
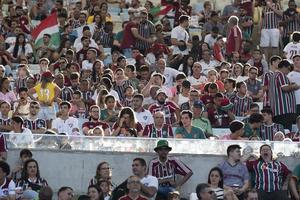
[{"xmin": 41, "ymin": 71, "xmax": 54, "ymax": 79}]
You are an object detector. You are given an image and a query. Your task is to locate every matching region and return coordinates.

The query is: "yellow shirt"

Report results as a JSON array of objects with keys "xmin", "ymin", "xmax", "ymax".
[
  {"xmin": 34, "ymin": 82, "xmax": 57, "ymax": 104},
  {"xmin": 87, "ymin": 15, "xmax": 112, "ymax": 24}
]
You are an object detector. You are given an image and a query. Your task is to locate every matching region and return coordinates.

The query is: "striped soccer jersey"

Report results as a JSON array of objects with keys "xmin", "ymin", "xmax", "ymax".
[
  {"xmin": 259, "ymin": 123, "xmax": 285, "ymax": 141},
  {"xmin": 230, "ymin": 94, "xmax": 253, "ymax": 117}
]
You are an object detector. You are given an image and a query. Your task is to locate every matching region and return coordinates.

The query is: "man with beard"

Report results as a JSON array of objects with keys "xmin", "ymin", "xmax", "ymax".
[
  {"xmin": 148, "ymin": 140, "xmax": 193, "ymax": 199},
  {"xmin": 82, "ymin": 105, "xmax": 110, "ymax": 136},
  {"xmin": 148, "ymin": 89, "xmax": 180, "ymax": 126},
  {"xmin": 24, "ymin": 101, "xmax": 46, "ymax": 134},
  {"xmin": 245, "ymin": 144, "xmax": 291, "ymax": 200},
  {"xmin": 281, "ymin": 0, "xmax": 300, "ymax": 47}
]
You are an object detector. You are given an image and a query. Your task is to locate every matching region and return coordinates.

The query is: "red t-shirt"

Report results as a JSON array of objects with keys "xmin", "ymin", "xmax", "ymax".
[
  {"xmin": 120, "ymin": 22, "xmax": 138, "ymax": 49},
  {"xmin": 226, "ymin": 25, "xmax": 242, "ymax": 56},
  {"xmin": 82, "ymin": 121, "xmax": 110, "ymax": 133},
  {"xmin": 213, "ymin": 43, "xmax": 224, "ymax": 62}
]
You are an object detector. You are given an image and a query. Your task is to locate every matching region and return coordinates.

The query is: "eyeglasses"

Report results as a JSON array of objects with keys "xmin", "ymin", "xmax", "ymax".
[
  {"xmin": 30, "ymin": 106, "xmax": 40, "ymax": 109},
  {"xmin": 91, "ymin": 110, "xmax": 99, "ymax": 113}
]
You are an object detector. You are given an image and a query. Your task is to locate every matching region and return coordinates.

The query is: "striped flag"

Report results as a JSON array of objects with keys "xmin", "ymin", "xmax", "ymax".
[
  {"xmin": 150, "ymin": 5, "xmax": 174, "ymax": 23},
  {"xmin": 31, "ymin": 13, "xmax": 60, "ymax": 48}
]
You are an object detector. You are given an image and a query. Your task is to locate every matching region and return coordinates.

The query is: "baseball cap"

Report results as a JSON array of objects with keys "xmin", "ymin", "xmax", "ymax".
[
  {"xmin": 156, "ymin": 89, "xmax": 167, "ymax": 97},
  {"xmin": 41, "ymin": 71, "xmax": 54, "ymax": 79},
  {"xmin": 193, "ymin": 100, "xmax": 203, "ymax": 108}
]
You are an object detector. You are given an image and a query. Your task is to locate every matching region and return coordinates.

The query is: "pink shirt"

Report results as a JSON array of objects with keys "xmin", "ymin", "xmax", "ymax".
[{"xmin": 0, "ymin": 91, "xmax": 17, "ymax": 105}]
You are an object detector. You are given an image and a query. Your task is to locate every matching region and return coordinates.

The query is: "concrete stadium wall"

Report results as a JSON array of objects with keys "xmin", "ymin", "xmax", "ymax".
[{"xmin": 6, "ymin": 149, "xmax": 300, "ymax": 197}]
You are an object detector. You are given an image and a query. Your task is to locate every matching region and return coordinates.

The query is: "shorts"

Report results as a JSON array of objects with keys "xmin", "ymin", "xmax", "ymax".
[
  {"xmin": 260, "ymin": 28, "xmax": 280, "ymax": 47},
  {"xmin": 39, "ymin": 106, "xmax": 56, "ymax": 121}
]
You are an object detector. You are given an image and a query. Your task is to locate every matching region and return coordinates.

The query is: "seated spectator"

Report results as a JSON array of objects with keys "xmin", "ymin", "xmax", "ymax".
[
  {"xmin": 207, "ymin": 93, "xmax": 235, "ymax": 128},
  {"xmin": 0, "ymin": 77, "xmax": 17, "ymax": 107},
  {"xmin": 121, "ymin": 86, "xmax": 134, "ymax": 107},
  {"xmin": 230, "ymin": 81, "xmax": 253, "ymax": 117},
  {"xmin": 13, "ymin": 87, "xmax": 30, "ymax": 118},
  {"xmin": 181, "ymin": 89, "xmax": 201, "ymax": 111},
  {"xmin": 243, "ymin": 113, "xmax": 264, "ymax": 138},
  {"xmin": 24, "ymin": 101, "xmax": 47, "ymax": 134},
  {"xmin": 175, "ymin": 110, "xmax": 206, "ymax": 139},
  {"xmin": 148, "ymin": 89, "xmax": 180, "ymax": 126},
  {"xmin": 89, "ymin": 161, "xmax": 114, "ymax": 188},
  {"xmin": 69, "ymin": 90, "xmax": 88, "ymax": 120},
  {"xmin": 207, "ymin": 167, "xmax": 225, "ymax": 199},
  {"xmin": 273, "ymin": 131, "xmax": 285, "ymax": 141},
  {"xmin": 199, "ymin": 50, "xmax": 219, "ymax": 76},
  {"xmin": 245, "ymin": 144, "xmax": 291, "ymax": 200},
  {"xmin": 242, "ymin": 103, "xmax": 260, "ymax": 124},
  {"xmin": 57, "ymin": 186, "xmax": 74, "ymax": 200},
  {"xmin": 200, "ymin": 69, "xmax": 224, "ymax": 93},
  {"xmin": 0, "ymin": 101, "xmax": 12, "ymax": 132},
  {"xmin": 260, "ymin": 107, "xmax": 284, "ymax": 141},
  {"xmin": 174, "ymin": 80, "xmax": 190, "ymax": 107},
  {"xmin": 87, "ymin": 185, "xmax": 103, "ymax": 200},
  {"xmin": 133, "ymin": 94, "xmax": 153, "ymax": 128},
  {"xmin": 11, "ymin": 149, "xmax": 32, "ymax": 182},
  {"xmin": 204, "ymin": 26, "xmax": 221, "ymax": 48},
  {"xmin": 39, "ymin": 186, "xmax": 53, "ymax": 200},
  {"xmin": 82, "ymin": 105, "xmax": 110, "ymax": 136},
  {"xmin": 243, "ymin": 189, "xmax": 259, "ymax": 200},
  {"xmin": 192, "ymin": 100, "xmax": 213, "ymax": 138},
  {"xmin": 156, "ymin": 58, "xmax": 179, "ymax": 88},
  {"xmin": 245, "ymin": 67, "xmax": 263, "ymax": 102},
  {"xmin": 289, "ymin": 163, "xmax": 300, "ymax": 200},
  {"xmin": 247, "ymin": 49, "xmax": 268, "ymax": 77},
  {"xmin": 223, "ymin": 78, "xmax": 236, "ymax": 100},
  {"xmin": 143, "ymin": 111, "xmax": 173, "ymax": 138},
  {"xmin": 7, "ymin": 33, "xmax": 33, "ymax": 63},
  {"xmin": 178, "ymin": 54, "xmax": 194, "ymax": 76},
  {"xmin": 52, "ymin": 101, "xmax": 80, "ymax": 136},
  {"xmin": 220, "ymin": 120, "xmax": 245, "ymax": 140},
  {"xmin": 218, "ymin": 145, "xmax": 249, "ymax": 199},
  {"xmin": 148, "ymin": 140, "xmax": 193, "ymax": 199},
  {"xmin": 100, "ymin": 95, "xmax": 118, "ymax": 123},
  {"xmin": 17, "ymin": 159, "xmax": 48, "ymax": 192},
  {"xmin": 9, "ymin": 116, "xmax": 33, "ymax": 146},
  {"xmin": 187, "ymin": 62, "xmax": 207, "ymax": 90},
  {"xmin": 119, "ymin": 176, "xmax": 147, "ymax": 200},
  {"xmin": 195, "ymin": 183, "xmax": 215, "ymax": 200},
  {"xmin": 0, "ymin": 161, "xmax": 16, "ymax": 200},
  {"xmin": 111, "ymin": 107, "xmax": 143, "ymax": 137}
]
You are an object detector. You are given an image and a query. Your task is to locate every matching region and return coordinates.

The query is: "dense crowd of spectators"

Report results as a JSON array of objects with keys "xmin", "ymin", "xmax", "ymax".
[{"xmin": 0, "ymin": 0, "xmax": 300, "ymax": 199}]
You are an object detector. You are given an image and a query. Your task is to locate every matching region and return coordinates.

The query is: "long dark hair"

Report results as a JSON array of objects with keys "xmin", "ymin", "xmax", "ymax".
[
  {"xmin": 95, "ymin": 161, "xmax": 110, "ymax": 180},
  {"xmin": 181, "ymin": 55, "xmax": 194, "ymax": 76},
  {"xmin": 0, "ymin": 77, "xmax": 9, "ymax": 92},
  {"xmin": 13, "ymin": 33, "xmax": 26, "ymax": 58},
  {"xmin": 92, "ymin": 60, "xmax": 103, "ymax": 83},
  {"xmin": 207, "ymin": 167, "xmax": 224, "ymax": 189},
  {"xmin": 88, "ymin": 185, "xmax": 104, "ymax": 200},
  {"xmin": 21, "ymin": 159, "xmax": 41, "ymax": 180}
]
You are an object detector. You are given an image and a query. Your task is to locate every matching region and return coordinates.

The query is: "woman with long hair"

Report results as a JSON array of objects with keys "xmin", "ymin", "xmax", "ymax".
[
  {"xmin": 89, "ymin": 162, "xmax": 114, "ymax": 188},
  {"xmin": 0, "ymin": 77, "xmax": 16, "ymax": 106},
  {"xmin": 17, "ymin": 159, "xmax": 48, "ymax": 192},
  {"xmin": 8, "ymin": 33, "xmax": 33, "ymax": 63},
  {"xmin": 92, "ymin": 60, "xmax": 105, "ymax": 85},
  {"xmin": 88, "ymin": 185, "xmax": 104, "ymax": 200},
  {"xmin": 111, "ymin": 107, "xmax": 143, "ymax": 137},
  {"xmin": 28, "ymin": 71, "xmax": 61, "ymax": 128},
  {"xmin": 178, "ymin": 54, "xmax": 194, "ymax": 76}
]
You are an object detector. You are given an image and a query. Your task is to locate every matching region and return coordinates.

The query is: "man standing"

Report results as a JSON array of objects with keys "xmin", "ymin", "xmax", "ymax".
[
  {"xmin": 226, "ymin": 15, "xmax": 242, "ymax": 57},
  {"xmin": 282, "ymin": 1, "xmax": 300, "ymax": 47},
  {"xmin": 245, "ymin": 144, "xmax": 291, "ymax": 200},
  {"xmin": 283, "ymin": 32, "xmax": 300, "ymax": 64},
  {"xmin": 219, "ymin": 145, "xmax": 249, "ymax": 198},
  {"xmin": 133, "ymin": 94, "xmax": 153, "ymax": 128},
  {"xmin": 135, "ymin": 9, "xmax": 155, "ymax": 55},
  {"xmin": 143, "ymin": 111, "xmax": 173, "ymax": 138},
  {"xmin": 230, "ymin": 81, "xmax": 253, "ymax": 117},
  {"xmin": 260, "ymin": 0, "xmax": 282, "ymax": 60},
  {"xmin": 287, "ymin": 54, "xmax": 300, "ymax": 115},
  {"xmin": 171, "ymin": 15, "xmax": 191, "ymax": 68},
  {"xmin": 119, "ymin": 176, "xmax": 148, "ymax": 200},
  {"xmin": 24, "ymin": 101, "xmax": 46, "ymax": 134},
  {"xmin": 245, "ymin": 67, "xmax": 263, "ymax": 102},
  {"xmin": 148, "ymin": 140, "xmax": 193, "ymax": 199},
  {"xmin": 269, "ymin": 60, "xmax": 298, "ymax": 130}
]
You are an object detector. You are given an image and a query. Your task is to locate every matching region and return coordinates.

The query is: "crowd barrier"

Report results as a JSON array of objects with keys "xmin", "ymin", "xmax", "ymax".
[{"xmin": 4, "ymin": 133, "xmax": 300, "ymax": 196}]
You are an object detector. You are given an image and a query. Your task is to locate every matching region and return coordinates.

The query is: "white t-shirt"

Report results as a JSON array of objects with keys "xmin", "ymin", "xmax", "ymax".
[
  {"xmin": 81, "ymin": 60, "xmax": 93, "ymax": 71},
  {"xmin": 188, "ymin": 75, "xmax": 207, "ymax": 86},
  {"xmin": 135, "ymin": 109, "xmax": 154, "ymax": 128},
  {"xmin": 204, "ymin": 34, "xmax": 220, "ymax": 48},
  {"xmin": 283, "ymin": 42, "xmax": 300, "ymax": 63},
  {"xmin": 171, "ymin": 25, "xmax": 190, "ymax": 55},
  {"xmin": 163, "ymin": 67, "xmax": 180, "ymax": 88},
  {"xmin": 140, "ymin": 175, "xmax": 158, "ymax": 200},
  {"xmin": 74, "ymin": 38, "xmax": 98, "ymax": 52},
  {"xmin": 7, "ymin": 43, "xmax": 33, "ymax": 57},
  {"xmin": 199, "ymin": 59, "xmax": 219, "ymax": 75},
  {"xmin": 287, "ymin": 70, "xmax": 300, "ymax": 104},
  {"xmin": 9, "ymin": 128, "xmax": 33, "ymax": 146},
  {"xmin": 52, "ymin": 117, "xmax": 80, "ymax": 135}
]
